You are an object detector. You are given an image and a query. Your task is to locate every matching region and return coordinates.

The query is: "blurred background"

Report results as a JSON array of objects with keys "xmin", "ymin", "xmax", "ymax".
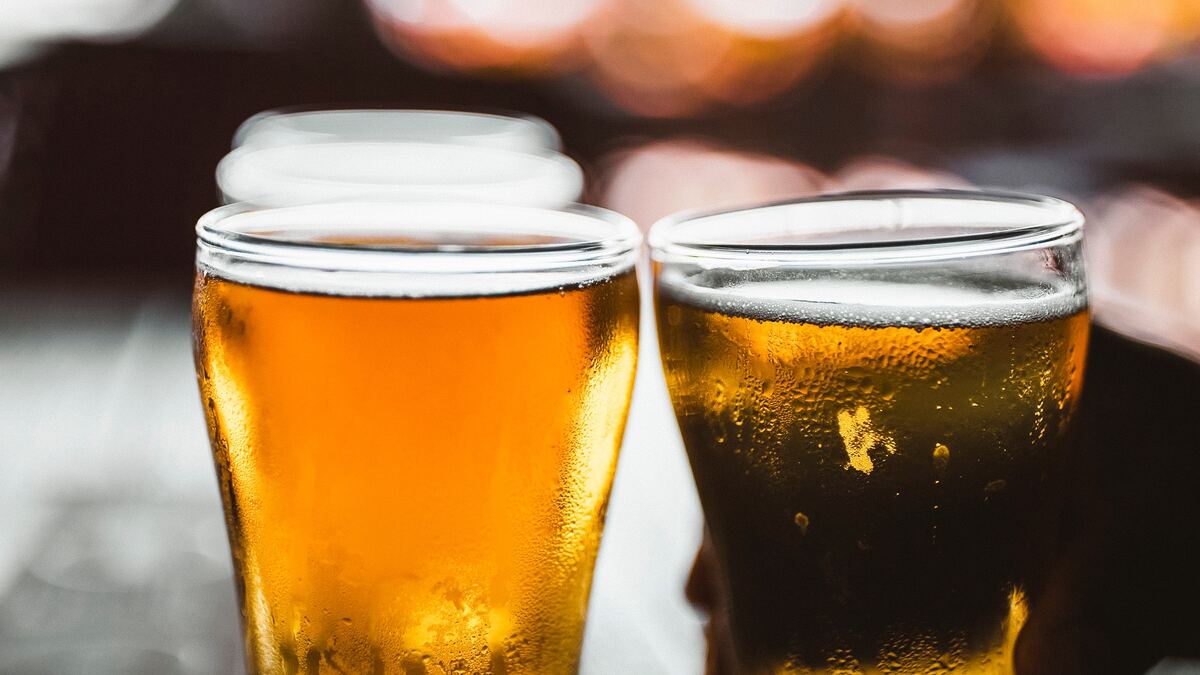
[{"xmin": 1, "ymin": 0, "xmax": 1199, "ymax": 673}]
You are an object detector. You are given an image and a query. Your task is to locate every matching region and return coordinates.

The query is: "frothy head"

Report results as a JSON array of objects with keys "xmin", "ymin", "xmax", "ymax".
[{"xmin": 658, "ymin": 266, "xmax": 1087, "ymax": 328}]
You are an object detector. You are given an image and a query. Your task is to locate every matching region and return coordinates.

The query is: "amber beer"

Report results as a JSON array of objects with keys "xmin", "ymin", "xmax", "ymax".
[
  {"xmin": 193, "ymin": 203, "xmax": 639, "ymax": 675},
  {"xmin": 657, "ymin": 267, "xmax": 1088, "ymax": 674}
]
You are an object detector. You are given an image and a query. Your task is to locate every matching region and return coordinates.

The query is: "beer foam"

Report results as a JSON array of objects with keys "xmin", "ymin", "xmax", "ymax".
[
  {"xmin": 658, "ymin": 266, "xmax": 1087, "ymax": 328},
  {"xmin": 196, "ymin": 201, "xmax": 640, "ymax": 298},
  {"xmin": 197, "ymin": 263, "xmax": 635, "ymax": 298}
]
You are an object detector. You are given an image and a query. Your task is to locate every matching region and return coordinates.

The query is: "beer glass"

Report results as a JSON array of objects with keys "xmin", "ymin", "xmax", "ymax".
[
  {"xmin": 233, "ymin": 109, "xmax": 561, "ymax": 152},
  {"xmin": 650, "ymin": 191, "xmax": 1089, "ymax": 673},
  {"xmin": 193, "ymin": 200, "xmax": 641, "ymax": 674},
  {"xmin": 216, "ymin": 142, "xmax": 584, "ymax": 207}
]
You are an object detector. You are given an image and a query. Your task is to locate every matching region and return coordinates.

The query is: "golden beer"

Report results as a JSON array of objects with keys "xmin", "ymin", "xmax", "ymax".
[
  {"xmin": 657, "ymin": 267, "xmax": 1088, "ymax": 674},
  {"xmin": 193, "ymin": 221, "xmax": 638, "ymax": 673}
]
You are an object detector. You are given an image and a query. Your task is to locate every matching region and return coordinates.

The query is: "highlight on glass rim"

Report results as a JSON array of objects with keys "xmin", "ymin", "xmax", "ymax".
[{"xmin": 4, "ymin": 2, "xmax": 1200, "ymax": 673}]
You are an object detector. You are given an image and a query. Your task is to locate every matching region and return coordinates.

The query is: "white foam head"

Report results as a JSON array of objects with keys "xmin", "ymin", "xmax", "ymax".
[
  {"xmin": 658, "ymin": 266, "xmax": 1087, "ymax": 328},
  {"xmin": 216, "ymin": 142, "xmax": 584, "ymax": 208},
  {"xmin": 233, "ymin": 109, "xmax": 561, "ymax": 152},
  {"xmin": 196, "ymin": 200, "xmax": 640, "ymax": 298}
]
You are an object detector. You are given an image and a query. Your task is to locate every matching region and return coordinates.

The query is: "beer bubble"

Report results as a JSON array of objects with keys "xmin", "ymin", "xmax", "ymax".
[
  {"xmin": 932, "ymin": 443, "xmax": 951, "ymax": 475},
  {"xmin": 793, "ymin": 511, "xmax": 810, "ymax": 534},
  {"xmin": 825, "ymin": 648, "xmax": 861, "ymax": 672}
]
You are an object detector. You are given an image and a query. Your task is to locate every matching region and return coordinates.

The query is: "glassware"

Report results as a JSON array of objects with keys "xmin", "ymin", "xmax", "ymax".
[
  {"xmin": 651, "ymin": 190, "xmax": 1089, "ymax": 673},
  {"xmin": 193, "ymin": 199, "xmax": 641, "ymax": 674}
]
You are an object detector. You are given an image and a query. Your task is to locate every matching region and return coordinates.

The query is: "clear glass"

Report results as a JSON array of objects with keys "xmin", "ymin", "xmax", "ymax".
[
  {"xmin": 650, "ymin": 190, "xmax": 1089, "ymax": 674},
  {"xmin": 193, "ymin": 200, "xmax": 640, "ymax": 675},
  {"xmin": 233, "ymin": 108, "xmax": 562, "ymax": 153},
  {"xmin": 216, "ymin": 142, "xmax": 583, "ymax": 208}
]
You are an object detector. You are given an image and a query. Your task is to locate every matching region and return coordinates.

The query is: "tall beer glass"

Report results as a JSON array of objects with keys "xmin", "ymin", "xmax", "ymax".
[
  {"xmin": 193, "ymin": 200, "xmax": 641, "ymax": 674},
  {"xmin": 651, "ymin": 191, "xmax": 1089, "ymax": 673}
]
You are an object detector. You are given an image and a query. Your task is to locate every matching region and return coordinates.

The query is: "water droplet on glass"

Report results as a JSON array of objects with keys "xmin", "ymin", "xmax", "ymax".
[
  {"xmin": 932, "ymin": 443, "xmax": 950, "ymax": 476},
  {"xmin": 793, "ymin": 512, "xmax": 810, "ymax": 535}
]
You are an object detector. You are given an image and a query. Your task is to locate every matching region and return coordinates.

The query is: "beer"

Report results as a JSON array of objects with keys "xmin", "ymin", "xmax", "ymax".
[
  {"xmin": 657, "ymin": 266, "xmax": 1088, "ymax": 674},
  {"xmin": 194, "ymin": 263, "xmax": 639, "ymax": 674}
]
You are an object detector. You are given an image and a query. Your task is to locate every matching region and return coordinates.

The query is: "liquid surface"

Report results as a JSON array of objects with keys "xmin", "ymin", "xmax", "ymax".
[
  {"xmin": 657, "ymin": 267, "xmax": 1088, "ymax": 674},
  {"xmin": 194, "ymin": 269, "xmax": 639, "ymax": 675}
]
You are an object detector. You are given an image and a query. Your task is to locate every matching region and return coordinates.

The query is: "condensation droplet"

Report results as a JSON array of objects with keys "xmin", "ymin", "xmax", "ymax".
[
  {"xmin": 793, "ymin": 511, "xmax": 810, "ymax": 535},
  {"xmin": 932, "ymin": 443, "xmax": 950, "ymax": 477}
]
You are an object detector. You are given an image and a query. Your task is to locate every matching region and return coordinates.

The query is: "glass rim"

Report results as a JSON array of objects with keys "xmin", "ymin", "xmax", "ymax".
[
  {"xmin": 231, "ymin": 105, "xmax": 562, "ymax": 150},
  {"xmin": 648, "ymin": 189, "xmax": 1085, "ymax": 265},
  {"xmin": 196, "ymin": 199, "xmax": 642, "ymax": 275}
]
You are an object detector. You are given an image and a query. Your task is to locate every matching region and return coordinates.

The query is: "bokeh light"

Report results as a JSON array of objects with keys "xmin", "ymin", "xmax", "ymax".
[
  {"xmin": 581, "ymin": 0, "xmax": 844, "ymax": 116},
  {"xmin": 598, "ymin": 141, "xmax": 983, "ymax": 229},
  {"xmin": 363, "ymin": 0, "xmax": 1200, "ymax": 115},
  {"xmin": 0, "ymin": 0, "xmax": 177, "ymax": 68},
  {"xmin": 596, "ymin": 139, "xmax": 829, "ymax": 228},
  {"xmin": 367, "ymin": 0, "xmax": 601, "ymax": 75},
  {"xmin": 851, "ymin": 0, "xmax": 995, "ymax": 83},
  {"xmin": 831, "ymin": 155, "xmax": 973, "ymax": 190},
  {"xmin": 1010, "ymin": 0, "xmax": 1179, "ymax": 76},
  {"xmin": 1086, "ymin": 186, "xmax": 1200, "ymax": 358}
]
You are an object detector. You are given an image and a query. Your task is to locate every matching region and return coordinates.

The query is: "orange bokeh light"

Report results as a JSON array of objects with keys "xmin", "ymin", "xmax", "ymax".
[
  {"xmin": 1010, "ymin": 0, "xmax": 1179, "ymax": 76},
  {"xmin": 583, "ymin": 0, "xmax": 845, "ymax": 117},
  {"xmin": 364, "ymin": 0, "xmax": 1200, "ymax": 113},
  {"xmin": 597, "ymin": 139, "xmax": 830, "ymax": 229},
  {"xmin": 850, "ymin": 0, "xmax": 997, "ymax": 83},
  {"xmin": 367, "ymin": 0, "xmax": 602, "ymax": 75}
]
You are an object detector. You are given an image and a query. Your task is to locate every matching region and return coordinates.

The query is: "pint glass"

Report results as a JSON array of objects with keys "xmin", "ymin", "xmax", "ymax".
[
  {"xmin": 193, "ymin": 200, "xmax": 640, "ymax": 674},
  {"xmin": 651, "ymin": 191, "xmax": 1089, "ymax": 673}
]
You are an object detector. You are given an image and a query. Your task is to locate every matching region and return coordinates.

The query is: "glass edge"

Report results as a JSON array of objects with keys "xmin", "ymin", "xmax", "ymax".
[
  {"xmin": 195, "ymin": 200, "xmax": 642, "ymax": 272},
  {"xmin": 647, "ymin": 189, "xmax": 1085, "ymax": 265}
]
